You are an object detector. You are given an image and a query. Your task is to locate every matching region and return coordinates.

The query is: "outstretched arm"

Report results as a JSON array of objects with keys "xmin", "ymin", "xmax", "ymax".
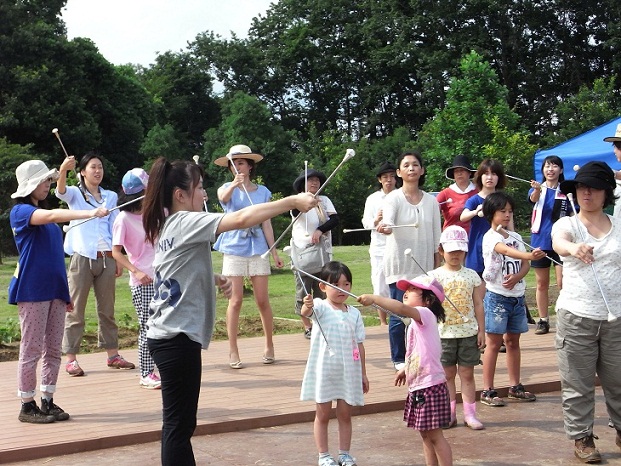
[
  {"xmin": 217, "ymin": 193, "xmax": 317, "ymax": 235},
  {"xmin": 357, "ymin": 294, "xmax": 421, "ymax": 323}
]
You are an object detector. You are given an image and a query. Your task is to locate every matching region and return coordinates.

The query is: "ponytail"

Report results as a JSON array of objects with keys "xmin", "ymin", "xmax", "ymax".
[
  {"xmin": 142, "ymin": 157, "xmax": 205, "ymax": 244},
  {"xmin": 422, "ymin": 289, "xmax": 446, "ymax": 323}
]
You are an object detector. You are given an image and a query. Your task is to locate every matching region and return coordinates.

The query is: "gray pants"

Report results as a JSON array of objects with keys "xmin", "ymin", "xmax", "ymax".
[
  {"xmin": 63, "ymin": 253, "xmax": 118, "ymax": 354},
  {"xmin": 555, "ymin": 308, "xmax": 621, "ymax": 439}
]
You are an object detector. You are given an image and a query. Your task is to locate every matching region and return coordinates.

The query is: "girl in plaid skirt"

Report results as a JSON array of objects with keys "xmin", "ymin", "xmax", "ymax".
[{"xmin": 358, "ymin": 275, "xmax": 453, "ymax": 466}]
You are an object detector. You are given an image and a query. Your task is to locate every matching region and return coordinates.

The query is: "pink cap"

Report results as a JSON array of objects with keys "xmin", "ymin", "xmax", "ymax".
[
  {"xmin": 396, "ymin": 275, "xmax": 445, "ymax": 302},
  {"xmin": 439, "ymin": 225, "xmax": 468, "ymax": 252}
]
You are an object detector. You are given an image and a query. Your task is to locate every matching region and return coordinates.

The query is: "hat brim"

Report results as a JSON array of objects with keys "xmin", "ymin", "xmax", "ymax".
[
  {"xmin": 376, "ymin": 168, "xmax": 396, "ymax": 177},
  {"xmin": 293, "ymin": 170, "xmax": 327, "ymax": 193},
  {"xmin": 396, "ymin": 277, "xmax": 445, "ymax": 302},
  {"xmin": 11, "ymin": 169, "xmax": 59, "ymax": 198},
  {"xmin": 214, "ymin": 153, "xmax": 264, "ymax": 167},
  {"xmin": 604, "ymin": 137, "xmax": 621, "ymax": 142},
  {"xmin": 445, "ymin": 166, "xmax": 475, "ymax": 180},
  {"xmin": 560, "ymin": 177, "xmax": 612, "ymax": 196},
  {"xmin": 441, "ymin": 241, "xmax": 468, "ymax": 253}
]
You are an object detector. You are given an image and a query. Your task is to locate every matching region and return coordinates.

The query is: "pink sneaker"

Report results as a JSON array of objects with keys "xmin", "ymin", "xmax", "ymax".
[
  {"xmin": 107, "ymin": 354, "xmax": 135, "ymax": 370},
  {"xmin": 65, "ymin": 360, "xmax": 84, "ymax": 377},
  {"xmin": 140, "ymin": 372, "xmax": 161, "ymax": 389}
]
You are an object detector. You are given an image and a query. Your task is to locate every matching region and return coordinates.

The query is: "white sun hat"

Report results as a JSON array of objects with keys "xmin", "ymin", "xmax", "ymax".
[{"xmin": 11, "ymin": 160, "xmax": 60, "ymax": 198}]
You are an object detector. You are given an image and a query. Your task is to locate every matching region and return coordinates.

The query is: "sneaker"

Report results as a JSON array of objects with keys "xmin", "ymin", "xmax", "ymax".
[
  {"xmin": 574, "ymin": 434, "xmax": 601, "ymax": 463},
  {"xmin": 318, "ymin": 455, "xmax": 338, "ymax": 466},
  {"xmin": 65, "ymin": 360, "xmax": 84, "ymax": 377},
  {"xmin": 140, "ymin": 372, "xmax": 162, "ymax": 390},
  {"xmin": 107, "ymin": 354, "xmax": 135, "ymax": 370},
  {"xmin": 40, "ymin": 398, "xmax": 70, "ymax": 421},
  {"xmin": 534, "ymin": 319, "xmax": 550, "ymax": 335},
  {"xmin": 508, "ymin": 383, "xmax": 536, "ymax": 402},
  {"xmin": 480, "ymin": 388, "xmax": 506, "ymax": 407},
  {"xmin": 338, "ymin": 453, "xmax": 357, "ymax": 466},
  {"xmin": 18, "ymin": 401, "xmax": 55, "ymax": 424},
  {"xmin": 304, "ymin": 328, "xmax": 312, "ymax": 339},
  {"xmin": 499, "ymin": 343, "xmax": 507, "ymax": 353}
]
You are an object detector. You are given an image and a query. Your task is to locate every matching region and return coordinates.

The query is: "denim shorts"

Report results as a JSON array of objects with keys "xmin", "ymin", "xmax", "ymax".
[{"xmin": 484, "ymin": 290, "xmax": 528, "ymax": 335}]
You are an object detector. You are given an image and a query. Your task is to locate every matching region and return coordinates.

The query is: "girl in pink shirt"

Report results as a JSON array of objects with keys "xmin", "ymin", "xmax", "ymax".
[
  {"xmin": 112, "ymin": 169, "xmax": 160, "ymax": 389},
  {"xmin": 358, "ymin": 275, "xmax": 452, "ymax": 466}
]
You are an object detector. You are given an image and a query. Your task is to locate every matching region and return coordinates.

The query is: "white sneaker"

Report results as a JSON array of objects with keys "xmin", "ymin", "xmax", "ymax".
[{"xmin": 140, "ymin": 372, "xmax": 161, "ymax": 389}]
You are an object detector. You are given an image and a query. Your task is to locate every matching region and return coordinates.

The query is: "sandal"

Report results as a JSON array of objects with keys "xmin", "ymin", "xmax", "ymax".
[
  {"xmin": 508, "ymin": 383, "xmax": 536, "ymax": 402},
  {"xmin": 229, "ymin": 353, "xmax": 243, "ymax": 369},
  {"xmin": 480, "ymin": 388, "xmax": 506, "ymax": 407},
  {"xmin": 262, "ymin": 355, "xmax": 275, "ymax": 364}
]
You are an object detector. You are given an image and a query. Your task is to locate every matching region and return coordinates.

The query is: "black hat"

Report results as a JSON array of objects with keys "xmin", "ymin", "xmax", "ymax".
[
  {"xmin": 445, "ymin": 155, "xmax": 475, "ymax": 180},
  {"xmin": 293, "ymin": 168, "xmax": 327, "ymax": 193},
  {"xmin": 375, "ymin": 161, "xmax": 397, "ymax": 178},
  {"xmin": 560, "ymin": 161, "xmax": 616, "ymax": 196}
]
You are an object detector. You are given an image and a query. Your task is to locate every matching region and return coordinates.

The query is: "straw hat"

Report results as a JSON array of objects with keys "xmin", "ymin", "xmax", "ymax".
[
  {"xmin": 11, "ymin": 160, "xmax": 59, "ymax": 198},
  {"xmin": 213, "ymin": 144, "xmax": 264, "ymax": 167},
  {"xmin": 603, "ymin": 123, "xmax": 621, "ymax": 142}
]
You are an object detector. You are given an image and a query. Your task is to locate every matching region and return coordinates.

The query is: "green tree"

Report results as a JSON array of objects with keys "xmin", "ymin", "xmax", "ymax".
[
  {"xmin": 543, "ymin": 77, "xmax": 621, "ymax": 147},
  {"xmin": 418, "ymin": 51, "xmax": 521, "ymax": 192},
  {"xmin": 0, "ymin": 138, "xmax": 46, "ymax": 259},
  {"xmin": 137, "ymin": 51, "xmax": 220, "ymax": 158},
  {"xmin": 140, "ymin": 123, "xmax": 184, "ymax": 162},
  {"xmin": 203, "ymin": 91, "xmax": 296, "ymax": 197}
]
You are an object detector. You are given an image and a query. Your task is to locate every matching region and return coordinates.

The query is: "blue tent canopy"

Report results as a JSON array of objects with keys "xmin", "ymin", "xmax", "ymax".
[{"xmin": 533, "ymin": 117, "xmax": 620, "ymax": 181}]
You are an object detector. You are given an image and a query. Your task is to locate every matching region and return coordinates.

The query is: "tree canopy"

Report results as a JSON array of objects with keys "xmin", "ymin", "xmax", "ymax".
[{"xmin": 2, "ymin": 0, "xmax": 621, "ymax": 253}]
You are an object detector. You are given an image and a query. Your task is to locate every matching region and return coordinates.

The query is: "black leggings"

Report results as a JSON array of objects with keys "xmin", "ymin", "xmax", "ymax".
[{"xmin": 148, "ymin": 333, "xmax": 202, "ymax": 466}]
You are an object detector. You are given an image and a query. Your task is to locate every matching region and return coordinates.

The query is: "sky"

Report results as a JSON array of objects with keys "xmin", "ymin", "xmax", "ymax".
[{"xmin": 61, "ymin": 0, "xmax": 276, "ymax": 67}]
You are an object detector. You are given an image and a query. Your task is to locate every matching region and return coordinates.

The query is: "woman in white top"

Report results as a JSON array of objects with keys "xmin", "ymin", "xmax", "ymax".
[
  {"xmin": 361, "ymin": 161, "xmax": 398, "ymax": 325},
  {"xmin": 552, "ymin": 161, "xmax": 621, "ymax": 463},
  {"xmin": 377, "ymin": 151, "xmax": 441, "ymax": 370}
]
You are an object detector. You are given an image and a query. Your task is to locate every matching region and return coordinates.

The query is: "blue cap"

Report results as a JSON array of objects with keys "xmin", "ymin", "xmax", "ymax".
[{"xmin": 122, "ymin": 168, "xmax": 149, "ymax": 195}]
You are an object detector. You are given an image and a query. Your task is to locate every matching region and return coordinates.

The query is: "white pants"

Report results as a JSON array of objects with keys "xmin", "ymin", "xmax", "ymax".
[{"xmin": 370, "ymin": 254, "xmax": 390, "ymax": 297}]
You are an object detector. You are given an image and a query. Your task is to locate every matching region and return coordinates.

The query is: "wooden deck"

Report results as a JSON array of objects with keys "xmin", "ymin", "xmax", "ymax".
[{"xmin": 0, "ymin": 325, "xmax": 561, "ymax": 464}]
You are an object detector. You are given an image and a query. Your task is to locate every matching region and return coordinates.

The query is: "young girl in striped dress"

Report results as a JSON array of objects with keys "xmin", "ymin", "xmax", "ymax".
[{"xmin": 300, "ymin": 261, "xmax": 369, "ymax": 466}]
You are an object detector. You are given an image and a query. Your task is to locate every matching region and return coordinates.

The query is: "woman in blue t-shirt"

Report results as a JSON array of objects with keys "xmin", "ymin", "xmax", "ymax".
[
  {"xmin": 213, "ymin": 145, "xmax": 283, "ymax": 369},
  {"xmin": 9, "ymin": 158, "xmax": 108, "ymax": 424}
]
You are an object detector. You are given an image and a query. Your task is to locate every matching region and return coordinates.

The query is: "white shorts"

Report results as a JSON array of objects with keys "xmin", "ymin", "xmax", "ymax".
[{"xmin": 221, "ymin": 254, "xmax": 271, "ymax": 277}]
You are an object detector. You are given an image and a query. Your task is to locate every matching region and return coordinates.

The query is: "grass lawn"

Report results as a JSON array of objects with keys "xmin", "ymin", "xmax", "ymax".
[{"xmin": 0, "ymin": 244, "xmax": 551, "ymax": 345}]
